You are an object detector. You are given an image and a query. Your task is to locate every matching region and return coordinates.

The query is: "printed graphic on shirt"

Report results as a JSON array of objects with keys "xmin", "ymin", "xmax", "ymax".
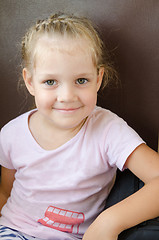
[{"xmin": 38, "ymin": 206, "xmax": 85, "ymax": 234}]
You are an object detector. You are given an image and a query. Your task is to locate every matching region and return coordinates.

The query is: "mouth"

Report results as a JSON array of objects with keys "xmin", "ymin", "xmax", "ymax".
[{"xmin": 53, "ymin": 107, "xmax": 81, "ymax": 113}]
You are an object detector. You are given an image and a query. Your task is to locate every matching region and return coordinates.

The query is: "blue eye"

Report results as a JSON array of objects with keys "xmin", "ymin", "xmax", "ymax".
[
  {"xmin": 76, "ymin": 78, "xmax": 88, "ymax": 85},
  {"xmin": 45, "ymin": 80, "xmax": 56, "ymax": 86}
]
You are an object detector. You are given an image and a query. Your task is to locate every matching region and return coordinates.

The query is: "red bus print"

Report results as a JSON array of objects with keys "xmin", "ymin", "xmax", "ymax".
[{"xmin": 38, "ymin": 206, "xmax": 85, "ymax": 234}]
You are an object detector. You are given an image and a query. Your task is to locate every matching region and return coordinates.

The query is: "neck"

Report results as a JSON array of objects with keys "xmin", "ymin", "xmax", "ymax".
[{"xmin": 28, "ymin": 111, "xmax": 87, "ymax": 150}]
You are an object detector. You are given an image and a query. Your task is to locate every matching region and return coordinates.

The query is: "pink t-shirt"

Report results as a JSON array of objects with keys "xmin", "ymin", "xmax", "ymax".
[{"xmin": 0, "ymin": 107, "xmax": 144, "ymax": 240}]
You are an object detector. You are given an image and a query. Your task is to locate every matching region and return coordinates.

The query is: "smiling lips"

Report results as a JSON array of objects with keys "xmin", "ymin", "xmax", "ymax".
[{"xmin": 53, "ymin": 107, "xmax": 81, "ymax": 113}]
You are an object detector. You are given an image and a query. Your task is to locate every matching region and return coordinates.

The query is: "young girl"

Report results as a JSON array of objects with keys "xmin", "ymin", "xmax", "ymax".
[{"xmin": 0, "ymin": 13, "xmax": 159, "ymax": 240}]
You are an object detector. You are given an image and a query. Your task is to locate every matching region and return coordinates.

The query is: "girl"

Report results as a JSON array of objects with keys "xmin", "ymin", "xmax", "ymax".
[{"xmin": 0, "ymin": 13, "xmax": 159, "ymax": 240}]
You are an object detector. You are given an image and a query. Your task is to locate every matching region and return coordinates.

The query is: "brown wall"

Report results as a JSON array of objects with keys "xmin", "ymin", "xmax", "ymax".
[{"xmin": 0, "ymin": 0, "xmax": 158, "ymax": 150}]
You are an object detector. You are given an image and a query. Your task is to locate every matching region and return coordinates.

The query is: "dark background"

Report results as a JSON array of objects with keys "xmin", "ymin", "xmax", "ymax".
[{"xmin": 0, "ymin": 0, "xmax": 158, "ymax": 150}]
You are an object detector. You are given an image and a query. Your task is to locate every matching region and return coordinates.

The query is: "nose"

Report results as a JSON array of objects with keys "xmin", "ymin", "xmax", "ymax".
[{"xmin": 57, "ymin": 84, "xmax": 77, "ymax": 103}]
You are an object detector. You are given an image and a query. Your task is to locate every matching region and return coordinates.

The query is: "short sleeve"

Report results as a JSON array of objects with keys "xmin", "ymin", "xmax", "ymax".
[
  {"xmin": 0, "ymin": 128, "xmax": 14, "ymax": 169},
  {"xmin": 105, "ymin": 118, "xmax": 145, "ymax": 171}
]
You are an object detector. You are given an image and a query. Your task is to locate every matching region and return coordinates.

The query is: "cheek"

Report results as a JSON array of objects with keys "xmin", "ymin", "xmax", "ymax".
[
  {"xmin": 81, "ymin": 90, "xmax": 97, "ymax": 107},
  {"xmin": 34, "ymin": 91, "xmax": 56, "ymax": 108}
]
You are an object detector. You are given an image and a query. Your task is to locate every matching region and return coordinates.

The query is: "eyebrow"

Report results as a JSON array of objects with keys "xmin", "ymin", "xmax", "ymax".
[
  {"xmin": 74, "ymin": 73, "xmax": 95, "ymax": 78},
  {"xmin": 38, "ymin": 72, "xmax": 95, "ymax": 79}
]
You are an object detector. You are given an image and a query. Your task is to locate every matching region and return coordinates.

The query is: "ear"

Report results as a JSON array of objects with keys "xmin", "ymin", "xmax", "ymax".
[
  {"xmin": 22, "ymin": 68, "xmax": 35, "ymax": 96},
  {"xmin": 97, "ymin": 67, "xmax": 104, "ymax": 92}
]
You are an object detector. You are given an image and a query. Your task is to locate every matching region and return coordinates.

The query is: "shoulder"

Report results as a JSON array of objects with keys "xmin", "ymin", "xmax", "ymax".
[
  {"xmin": 87, "ymin": 106, "xmax": 124, "ymax": 132},
  {"xmin": 90, "ymin": 107, "xmax": 143, "ymax": 143},
  {"xmin": 84, "ymin": 106, "xmax": 129, "ymax": 147},
  {"xmin": 0, "ymin": 109, "xmax": 36, "ymax": 143},
  {"xmin": 90, "ymin": 106, "xmax": 140, "ymax": 132},
  {"xmin": 0, "ymin": 109, "xmax": 36, "ymax": 169},
  {"xmin": 87, "ymin": 107, "xmax": 144, "ymax": 167}
]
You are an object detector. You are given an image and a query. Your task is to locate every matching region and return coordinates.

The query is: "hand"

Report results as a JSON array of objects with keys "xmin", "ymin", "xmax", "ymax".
[{"xmin": 82, "ymin": 212, "xmax": 118, "ymax": 240}]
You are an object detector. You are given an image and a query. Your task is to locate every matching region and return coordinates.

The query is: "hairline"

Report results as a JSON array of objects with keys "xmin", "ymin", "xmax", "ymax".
[{"xmin": 26, "ymin": 32, "xmax": 100, "ymax": 74}]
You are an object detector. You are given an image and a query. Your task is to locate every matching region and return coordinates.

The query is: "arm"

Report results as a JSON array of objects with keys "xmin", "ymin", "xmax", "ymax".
[
  {"xmin": 83, "ymin": 144, "xmax": 159, "ymax": 240},
  {"xmin": 0, "ymin": 166, "xmax": 16, "ymax": 215}
]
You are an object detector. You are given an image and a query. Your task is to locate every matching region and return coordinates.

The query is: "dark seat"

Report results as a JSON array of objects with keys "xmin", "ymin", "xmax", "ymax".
[{"xmin": 105, "ymin": 169, "xmax": 159, "ymax": 240}]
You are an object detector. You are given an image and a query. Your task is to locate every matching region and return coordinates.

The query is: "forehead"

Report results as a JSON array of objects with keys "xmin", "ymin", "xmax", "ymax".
[
  {"xmin": 33, "ymin": 35, "xmax": 97, "ymax": 77},
  {"xmin": 33, "ymin": 35, "xmax": 95, "ymax": 65}
]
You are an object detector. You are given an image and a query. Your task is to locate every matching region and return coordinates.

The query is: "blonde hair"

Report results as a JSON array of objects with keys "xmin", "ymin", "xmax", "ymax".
[{"xmin": 20, "ymin": 13, "xmax": 117, "ymax": 90}]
